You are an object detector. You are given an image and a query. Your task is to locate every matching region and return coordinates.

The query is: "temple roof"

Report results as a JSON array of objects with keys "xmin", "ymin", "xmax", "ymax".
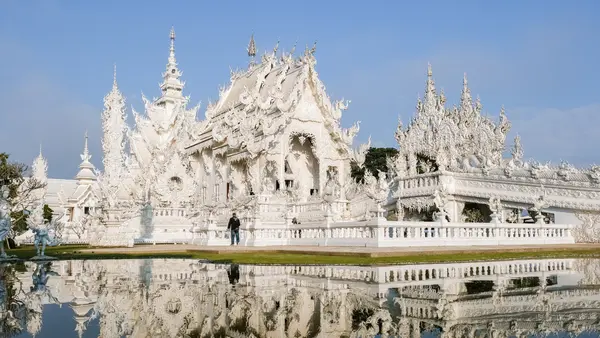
[
  {"xmin": 210, "ymin": 58, "xmax": 304, "ymax": 118},
  {"xmin": 75, "ymin": 132, "xmax": 97, "ymax": 184},
  {"xmin": 186, "ymin": 38, "xmax": 362, "ymax": 160}
]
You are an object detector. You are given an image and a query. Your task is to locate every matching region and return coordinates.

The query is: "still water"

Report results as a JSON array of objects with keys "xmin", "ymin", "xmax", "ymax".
[{"xmin": 1, "ymin": 258, "xmax": 600, "ymax": 337}]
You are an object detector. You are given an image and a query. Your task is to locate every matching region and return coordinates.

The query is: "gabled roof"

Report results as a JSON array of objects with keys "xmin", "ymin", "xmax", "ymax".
[{"xmin": 186, "ymin": 41, "xmax": 362, "ymax": 161}]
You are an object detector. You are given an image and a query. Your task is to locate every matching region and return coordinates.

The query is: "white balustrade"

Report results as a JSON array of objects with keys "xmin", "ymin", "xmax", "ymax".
[{"xmin": 189, "ymin": 218, "xmax": 574, "ymax": 247}]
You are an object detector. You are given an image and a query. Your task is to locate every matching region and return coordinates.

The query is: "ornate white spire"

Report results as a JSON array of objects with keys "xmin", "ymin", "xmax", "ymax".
[
  {"xmin": 75, "ymin": 131, "xmax": 96, "ymax": 184},
  {"xmin": 247, "ymin": 34, "xmax": 256, "ymax": 67},
  {"xmin": 460, "ymin": 72, "xmax": 473, "ymax": 116},
  {"xmin": 422, "ymin": 63, "xmax": 437, "ymax": 114},
  {"xmin": 101, "ymin": 65, "xmax": 127, "ymax": 185},
  {"xmin": 32, "ymin": 144, "xmax": 48, "ymax": 192},
  {"xmin": 247, "ymin": 34, "xmax": 256, "ymax": 57},
  {"xmin": 159, "ymin": 26, "xmax": 184, "ymax": 100},
  {"xmin": 112, "ymin": 63, "xmax": 117, "ymax": 89}
]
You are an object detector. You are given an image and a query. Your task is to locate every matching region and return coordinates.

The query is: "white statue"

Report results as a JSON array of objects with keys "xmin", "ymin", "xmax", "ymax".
[
  {"xmin": 489, "ymin": 197, "xmax": 503, "ymax": 223},
  {"xmin": 530, "ymin": 194, "xmax": 548, "ymax": 224},
  {"xmin": 30, "ymin": 222, "xmax": 57, "ymax": 259},
  {"xmin": 323, "ymin": 168, "xmax": 341, "ymax": 215},
  {"xmin": 431, "ymin": 187, "xmax": 451, "ymax": 222},
  {"xmin": 0, "ymin": 185, "xmax": 16, "ymax": 259},
  {"xmin": 432, "ymin": 189, "xmax": 448, "ymax": 215},
  {"xmin": 363, "ymin": 170, "xmax": 390, "ymax": 219}
]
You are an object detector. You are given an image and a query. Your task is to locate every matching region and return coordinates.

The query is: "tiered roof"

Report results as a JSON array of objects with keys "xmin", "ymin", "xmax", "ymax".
[{"xmin": 186, "ymin": 37, "xmax": 361, "ymax": 161}]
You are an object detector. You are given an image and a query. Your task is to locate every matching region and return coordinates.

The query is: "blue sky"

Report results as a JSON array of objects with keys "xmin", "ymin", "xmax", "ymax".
[{"xmin": 0, "ymin": 0, "xmax": 599, "ymax": 179}]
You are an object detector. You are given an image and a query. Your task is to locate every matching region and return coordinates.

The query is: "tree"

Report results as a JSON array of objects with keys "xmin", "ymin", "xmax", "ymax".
[
  {"xmin": 0, "ymin": 153, "xmax": 46, "ymax": 238},
  {"xmin": 43, "ymin": 204, "xmax": 53, "ymax": 222},
  {"xmin": 351, "ymin": 147, "xmax": 399, "ymax": 183}
]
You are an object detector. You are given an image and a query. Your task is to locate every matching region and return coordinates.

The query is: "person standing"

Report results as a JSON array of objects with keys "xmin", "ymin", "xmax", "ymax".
[{"xmin": 227, "ymin": 212, "xmax": 241, "ymax": 246}]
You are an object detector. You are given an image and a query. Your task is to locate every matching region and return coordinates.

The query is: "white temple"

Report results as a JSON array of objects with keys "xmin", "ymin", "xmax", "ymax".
[{"xmin": 18, "ymin": 28, "xmax": 600, "ymax": 246}]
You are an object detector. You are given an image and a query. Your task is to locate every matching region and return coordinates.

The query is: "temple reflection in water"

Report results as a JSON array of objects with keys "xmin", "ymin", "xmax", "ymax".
[{"xmin": 1, "ymin": 258, "xmax": 600, "ymax": 337}]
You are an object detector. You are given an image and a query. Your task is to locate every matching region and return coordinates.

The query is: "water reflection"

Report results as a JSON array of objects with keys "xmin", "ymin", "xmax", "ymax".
[{"xmin": 0, "ymin": 258, "xmax": 599, "ymax": 337}]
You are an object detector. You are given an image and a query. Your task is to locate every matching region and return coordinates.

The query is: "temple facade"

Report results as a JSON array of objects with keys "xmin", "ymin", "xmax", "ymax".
[{"xmin": 19, "ymin": 28, "xmax": 600, "ymax": 246}]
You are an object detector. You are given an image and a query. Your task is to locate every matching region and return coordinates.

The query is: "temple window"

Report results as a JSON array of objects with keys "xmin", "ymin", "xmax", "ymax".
[
  {"xmin": 84, "ymin": 207, "xmax": 90, "ymax": 215},
  {"xmin": 68, "ymin": 207, "xmax": 74, "ymax": 221},
  {"xmin": 226, "ymin": 182, "xmax": 231, "ymax": 200},
  {"xmin": 285, "ymin": 180, "xmax": 294, "ymax": 189},
  {"xmin": 275, "ymin": 180, "xmax": 280, "ymax": 191},
  {"xmin": 284, "ymin": 160, "xmax": 293, "ymax": 174},
  {"xmin": 310, "ymin": 189, "xmax": 318, "ymax": 196}
]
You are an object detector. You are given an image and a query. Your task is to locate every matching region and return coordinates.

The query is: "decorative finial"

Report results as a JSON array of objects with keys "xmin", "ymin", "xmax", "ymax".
[
  {"xmin": 273, "ymin": 40, "xmax": 280, "ymax": 55},
  {"xmin": 84, "ymin": 130, "xmax": 89, "ymax": 155},
  {"xmin": 310, "ymin": 41, "xmax": 317, "ymax": 54},
  {"xmin": 427, "ymin": 63, "xmax": 433, "ymax": 77},
  {"xmin": 113, "ymin": 63, "xmax": 118, "ymax": 88},
  {"xmin": 290, "ymin": 41, "xmax": 297, "ymax": 55},
  {"xmin": 463, "ymin": 72, "xmax": 468, "ymax": 86},
  {"xmin": 169, "ymin": 26, "xmax": 176, "ymax": 60},
  {"xmin": 39, "ymin": 143, "xmax": 42, "ymax": 156},
  {"xmin": 247, "ymin": 34, "xmax": 256, "ymax": 58}
]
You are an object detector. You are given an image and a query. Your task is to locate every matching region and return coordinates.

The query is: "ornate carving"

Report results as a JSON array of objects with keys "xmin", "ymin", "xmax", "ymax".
[
  {"xmin": 574, "ymin": 212, "xmax": 600, "ymax": 243},
  {"xmin": 101, "ymin": 65, "xmax": 128, "ymax": 191},
  {"xmin": 393, "ymin": 68, "xmax": 510, "ymax": 176},
  {"xmin": 557, "ymin": 160, "xmax": 575, "ymax": 181},
  {"xmin": 323, "ymin": 167, "xmax": 341, "ymax": 207},
  {"xmin": 363, "ymin": 170, "xmax": 390, "ymax": 218},
  {"xmin": 511, "ymin": 134, "xmax": 524, "ymax": 166},
  {"xmin": 431, "ymin": 187, "xmax": 449, "ymax": 219},
  {"xmin": 489, "ymin": 197, "xmax": 503, "ymax": 216},
  {"xmin": 352, "ymin": 136, "xmax": 371, "ymax": 168}
]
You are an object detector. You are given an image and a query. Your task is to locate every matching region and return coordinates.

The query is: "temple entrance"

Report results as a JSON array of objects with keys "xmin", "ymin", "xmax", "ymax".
[
  {"xmin": 461, "ymin": 202, "xmax": 492, "ymax": 223},
  {"xmin": 286, "ymin": 135, "xmax": 320, "ymax": 200}
]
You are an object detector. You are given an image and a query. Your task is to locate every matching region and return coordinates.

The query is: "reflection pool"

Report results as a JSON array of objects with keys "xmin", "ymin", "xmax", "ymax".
[{"xmin": 2, "ymin": 257, "xmax": 600, "ymax": 337}]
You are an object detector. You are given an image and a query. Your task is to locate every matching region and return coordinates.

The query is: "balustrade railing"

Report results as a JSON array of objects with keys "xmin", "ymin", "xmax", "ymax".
[
  {"xmin": 191, "ymin": 219, "xmax": 574, "ymax": 247},
  {"xmin": 398, "ymin": 172, "xmax": 442, "ymax": 197}
]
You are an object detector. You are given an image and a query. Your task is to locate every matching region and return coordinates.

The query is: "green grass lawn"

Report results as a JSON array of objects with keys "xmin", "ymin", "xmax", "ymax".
[{"xmin": 6, "ymin": 245, "xmax": 600, "ymax": 265}]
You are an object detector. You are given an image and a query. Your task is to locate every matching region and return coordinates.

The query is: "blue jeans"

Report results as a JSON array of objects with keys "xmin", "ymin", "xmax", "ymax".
[{"xmin": 230, "ymin": 229, "xmax": 240, "ymax": 245}]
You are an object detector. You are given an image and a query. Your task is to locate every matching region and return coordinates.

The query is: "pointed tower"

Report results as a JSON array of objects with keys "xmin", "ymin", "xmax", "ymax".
[
  {"xmin": 247, "ymin": 34, "xmax": 256, "ymax": 67},
  {"xmin": 101, "ymin": 64, "xmax": 128, "ymax": 183},
  {"xmin": 157, "ymin": 26, "xmax": 184, "ymax": 104},
  {"xmin": 32, "ymin": 145, "xmax": 48, "ymax": 187},
  {"xmin": 459, "ymin": 73, "xmax": 475, "ymax": 122},
  {"xmin": 31, "ymin": 145, "xmax": 48, "ymax": 206},
  {"xmin": 75, "ymin": 132, "xmax": 97, "ymax": 184},
  {"xmin": 423, "ymin": 63, "xmax": 437, "ymax": 115}
]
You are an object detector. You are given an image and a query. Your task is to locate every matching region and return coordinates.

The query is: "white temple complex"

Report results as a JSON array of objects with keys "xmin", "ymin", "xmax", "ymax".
[{"xmin": 17, "ymin": 28, "xmax": 600, "ymax": 246}]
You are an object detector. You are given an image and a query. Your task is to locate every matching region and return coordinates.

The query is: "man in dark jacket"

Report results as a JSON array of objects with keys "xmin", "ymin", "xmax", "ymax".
[{"xmin": 227, "ymin": 212, "xmax": 241, "ymax": 246}]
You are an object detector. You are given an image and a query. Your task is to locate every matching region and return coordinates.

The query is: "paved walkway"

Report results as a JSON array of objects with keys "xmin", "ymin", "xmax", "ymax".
[{"xmin": 79, "ymin": 243, "xmax": 600, "ymax": 257}]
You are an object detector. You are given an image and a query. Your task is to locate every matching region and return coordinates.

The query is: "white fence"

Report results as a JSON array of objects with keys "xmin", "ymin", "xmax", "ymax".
[
  {"xmin": 29, "ymin": 207, "xmax": 574, "ymax": 248},
  {"xmin": 191, "ymin": 218, "xmax": 574, "ymax": 247}
]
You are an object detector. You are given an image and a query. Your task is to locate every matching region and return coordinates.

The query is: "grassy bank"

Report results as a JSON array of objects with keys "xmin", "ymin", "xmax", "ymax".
[{"xmin": 6, "ymin": 245, "xmax": 600, "ymax": 265}]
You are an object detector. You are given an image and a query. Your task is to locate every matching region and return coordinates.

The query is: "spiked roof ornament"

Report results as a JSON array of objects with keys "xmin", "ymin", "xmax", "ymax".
[{"xmin": 247, "ymin": 34, "xmax": 256, "ymax": 57}]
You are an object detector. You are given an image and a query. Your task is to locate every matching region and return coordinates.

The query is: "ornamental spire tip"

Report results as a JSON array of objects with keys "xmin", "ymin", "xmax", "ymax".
[
  {"xmin": 247, "ymin": 33, "xmax": 256, "ymax": 58},
  {"xmin": 113, "ymin": 63, "xmax": 118, "ymax": 88}
]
